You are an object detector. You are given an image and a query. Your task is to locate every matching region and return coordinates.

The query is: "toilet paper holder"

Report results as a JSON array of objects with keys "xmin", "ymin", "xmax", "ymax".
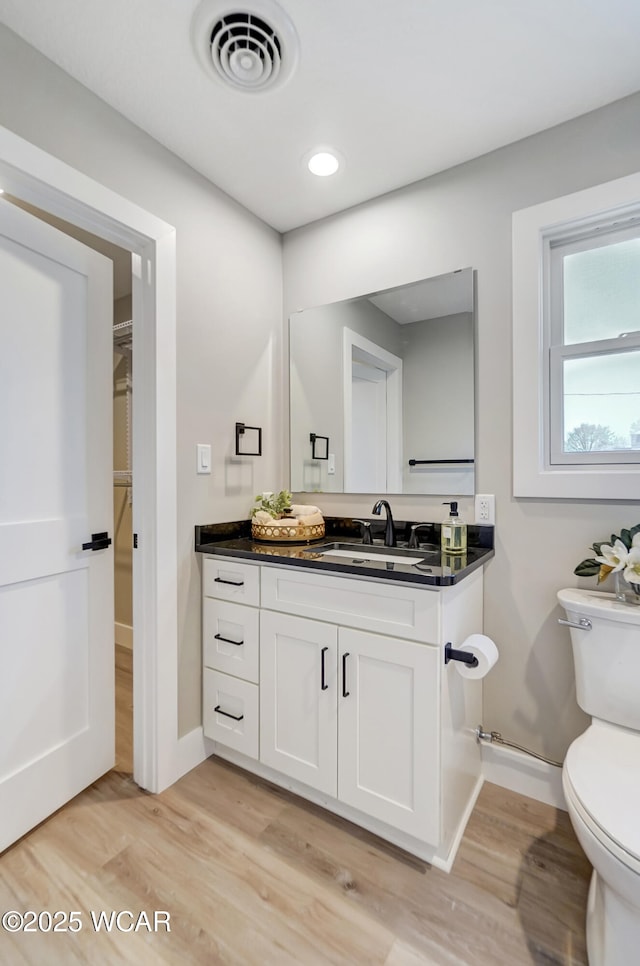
[{"xmin": 444, "ymin": 642, "xmax": 479, "ymax": 668}]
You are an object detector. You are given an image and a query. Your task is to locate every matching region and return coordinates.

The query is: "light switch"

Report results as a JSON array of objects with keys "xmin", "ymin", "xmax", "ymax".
[
  {"xmin": 197, "ymin": 443, "xmax": 211, "ymax": 474},
  {"xmin": 327, "ymin": 453, "xmax": 336, "ymax": 475}
]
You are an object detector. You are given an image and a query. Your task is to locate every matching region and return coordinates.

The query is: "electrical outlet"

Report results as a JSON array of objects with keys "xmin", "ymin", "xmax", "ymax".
[{"xmin": 475, "ymin": 494, "xmax": 495, "ymax": 525}]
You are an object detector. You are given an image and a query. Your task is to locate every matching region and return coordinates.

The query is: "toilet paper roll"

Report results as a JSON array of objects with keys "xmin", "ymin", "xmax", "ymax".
[{"xmin": 453, "ymin": 634, "xmax": 499, "ymax": 680}]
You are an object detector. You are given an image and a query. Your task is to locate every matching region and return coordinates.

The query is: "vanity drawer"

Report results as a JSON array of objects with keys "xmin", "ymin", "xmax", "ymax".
[
  {"xmin": 260, "ymin": 566, "xmax": 441, "ymax": 643},
  {"xmin": 203, "ymin": 556, "xmax": 259, "ymax": 607},
  {"xmin": 203, "ymin": 669, "xmax": 259, "ymax": 759},
  {"xmin": 203, "ymin": 599, "xmax": 259, "ymax": 684}
]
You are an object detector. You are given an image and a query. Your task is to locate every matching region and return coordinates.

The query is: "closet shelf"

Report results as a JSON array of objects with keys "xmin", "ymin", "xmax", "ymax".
[
  {"xmin": 113, "ymin": 470, "xmax": 132, "ymax": 488},
  {"xmin": 113, "ymin": 321, "xmax": 132, "ymax": 504},
  {"xmin": 113, "ymin": 319, "xmax": 132, "ymax": 354}
]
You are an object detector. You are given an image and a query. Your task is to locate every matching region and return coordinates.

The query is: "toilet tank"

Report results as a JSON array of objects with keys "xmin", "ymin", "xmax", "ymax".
[{"xmin": 558, "ymin": 588, "xmax": 640, "ymax": 731}]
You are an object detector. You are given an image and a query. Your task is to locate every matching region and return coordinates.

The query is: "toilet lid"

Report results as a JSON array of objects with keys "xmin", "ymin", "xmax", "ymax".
[{"xmin": 565, "ymin": 724, "xmax": 640, "ymax": 864}]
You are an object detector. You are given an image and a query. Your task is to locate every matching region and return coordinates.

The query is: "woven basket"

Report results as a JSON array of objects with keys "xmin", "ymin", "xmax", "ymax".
[{"xmin": 251, "ymin": 520, "xmax": 325, "ymax": 543}]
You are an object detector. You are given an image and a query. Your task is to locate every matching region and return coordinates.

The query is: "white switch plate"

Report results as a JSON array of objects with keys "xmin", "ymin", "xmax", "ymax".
[
  {"xmin": 475, "ymin": 493, "xmax": 495, "ymax": 525},
  {"xmin": 196, "ymin": 443, "xmax": 211, "ymax": 474},
  {"xmin": 327, "ymin": 453, "xmax": 336, "ymax": 475}
]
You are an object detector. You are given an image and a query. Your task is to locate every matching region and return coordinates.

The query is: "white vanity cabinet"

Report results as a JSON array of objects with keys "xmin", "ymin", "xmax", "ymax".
[{"xmin": 201, "ymin": 554, "xmax": 485, "ymax": 870}]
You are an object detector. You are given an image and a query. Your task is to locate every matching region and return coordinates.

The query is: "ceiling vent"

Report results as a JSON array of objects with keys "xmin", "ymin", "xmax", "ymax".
[{"xmin": 192, "ymin": 0, "xmax": 299, "ymax": 93}]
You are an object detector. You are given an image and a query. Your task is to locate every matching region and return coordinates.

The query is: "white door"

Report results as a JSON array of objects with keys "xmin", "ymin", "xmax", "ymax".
[
  {"xmin": 343, "ymin": 329, "xmax": 403, "ymax": 493},
  {"xmin": 0, "ymin": 200, "xmax": 114, "ymax": 852},
  {"xmin": 338, "ymin": 628, "xmax": 440, "ymax": 842},
  {"xmin": 260, "ymin": 610, "xmax": 337, "ymax": 795},
  {"xmin": 350, "ymin": 361, "xmax": 387, "ymax": 492}
]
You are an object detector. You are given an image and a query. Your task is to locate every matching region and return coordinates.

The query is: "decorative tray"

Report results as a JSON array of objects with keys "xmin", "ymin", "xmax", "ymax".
[{"xmin": 251, "ymin": 521, "xmax": 325, "ymax": 543}]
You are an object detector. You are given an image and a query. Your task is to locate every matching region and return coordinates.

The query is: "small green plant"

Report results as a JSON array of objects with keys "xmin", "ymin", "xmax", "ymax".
[{"xmin": 250, "ymin": 490, "xmax": 292, "ymax": 519}]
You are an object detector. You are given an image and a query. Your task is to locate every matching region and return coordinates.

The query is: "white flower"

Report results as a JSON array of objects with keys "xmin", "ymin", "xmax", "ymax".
[
  {"xmin": 623, "ymin": 534, "xmax": 640, "ymax": 584},
  {"xmin": 595, "ymin": 538, "xmax": 630, "ymax": 572}
]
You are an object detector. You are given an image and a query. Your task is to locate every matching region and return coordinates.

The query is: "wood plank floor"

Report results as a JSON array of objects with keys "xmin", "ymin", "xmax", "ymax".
[
  {"xmin": 115, "ymin": 643, "xmax": 133, "ymax": 775},
  {"xmin": 0, "ymin": 645, "xmax": 591, "ymax": 965}
]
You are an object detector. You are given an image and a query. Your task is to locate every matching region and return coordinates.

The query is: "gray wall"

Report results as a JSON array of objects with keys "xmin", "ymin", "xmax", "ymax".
[
  {"xmin": 0, "ymin": 25, "xmax": 283, "ymax": 737},
  {"xmin": 283, "ymin": 92, "xmax": 640, "ymax": 761},
  {"xmin": 401, "ymin": 312, "xmax": 474, "ymax": 494}
]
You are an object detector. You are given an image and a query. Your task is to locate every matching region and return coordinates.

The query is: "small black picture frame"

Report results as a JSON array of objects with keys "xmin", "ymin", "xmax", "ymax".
[
  {"xmin": 235, "ymin": 422, "xmax": 262, "ymax": 456},
  {"xmin": 310, "ymin": 433, "xmax": 329, "ymax": 460}
]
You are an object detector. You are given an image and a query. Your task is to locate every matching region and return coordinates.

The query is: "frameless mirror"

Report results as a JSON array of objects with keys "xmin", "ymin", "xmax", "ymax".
[{"xmin": 289, "ymin": 267, "xmax": 475, "ymax": 495}]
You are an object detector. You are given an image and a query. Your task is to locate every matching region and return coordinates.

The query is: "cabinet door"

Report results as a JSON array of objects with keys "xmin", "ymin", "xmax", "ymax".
[
  {"xmin": 338, "ymin": 628, "xmax": 440, "ymax": 843},
  {"xmin": 260, "ymin": 611, "xmax": 337, "ymax": 796}
]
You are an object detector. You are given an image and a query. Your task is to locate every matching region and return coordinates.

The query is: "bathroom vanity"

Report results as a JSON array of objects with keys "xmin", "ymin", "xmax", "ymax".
[{"xmin": 195, "ymin": 519, "xmax": 494, "ymax": 871}]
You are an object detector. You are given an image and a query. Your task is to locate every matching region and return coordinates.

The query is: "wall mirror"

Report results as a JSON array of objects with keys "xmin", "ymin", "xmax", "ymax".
[{"xmin": 289, "ymin": 267, "xmax": 475, "ymax": 495}]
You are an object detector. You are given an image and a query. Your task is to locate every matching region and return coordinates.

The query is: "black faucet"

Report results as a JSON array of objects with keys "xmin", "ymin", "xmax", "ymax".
[{"xmin": 372, "ymin": 500, "xmax": 396, "ymax": 547}]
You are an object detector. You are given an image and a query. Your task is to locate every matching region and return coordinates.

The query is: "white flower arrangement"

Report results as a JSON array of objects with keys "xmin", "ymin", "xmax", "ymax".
[{"xmin": 575, "ymin": 523, "xmax": 640, "ymax": 589}]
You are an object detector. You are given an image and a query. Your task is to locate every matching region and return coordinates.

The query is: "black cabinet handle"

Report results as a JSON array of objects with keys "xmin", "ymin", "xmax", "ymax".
[
  {"xmin": 321, "ymin": 646, "xmax": 328, "ymax": 691},
  {"xmin": 342, "ymin": 652, "xmax": 350, "ymax": 697},
  {"xmin": 214, "ymin": 705, "xmax": 244, "ymax": 721},
  {"xmin": 214, "ymin": 577, "xmax": 244, "ymax": 587},
  {"xmin": 214, "ymin": 633, "xmax": 244, "ymax": 647}
]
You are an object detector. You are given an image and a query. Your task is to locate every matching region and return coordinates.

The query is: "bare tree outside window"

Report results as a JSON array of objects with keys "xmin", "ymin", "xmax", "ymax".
[{"xmin": 565, "ymin": 423, "xmax": 616, "ymax": 452}]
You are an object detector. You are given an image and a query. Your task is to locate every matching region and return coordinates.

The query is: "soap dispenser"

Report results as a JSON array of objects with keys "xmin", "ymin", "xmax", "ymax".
[{"xmin": 441, "ymin": 501, "xmax": 467, "ymax": 554}]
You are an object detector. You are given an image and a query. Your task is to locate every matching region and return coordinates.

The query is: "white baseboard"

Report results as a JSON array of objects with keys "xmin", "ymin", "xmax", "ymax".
[
  {"xmin": 115, "ymin": 621, "xmax": 133, "ymax": 650},
  {"xmin": 174, "ymin": 726, "xmax": 214, "ymax": 783},
  {"xmin": 481, "ymin": 741, "xmax": 566, "ymax": 811}
]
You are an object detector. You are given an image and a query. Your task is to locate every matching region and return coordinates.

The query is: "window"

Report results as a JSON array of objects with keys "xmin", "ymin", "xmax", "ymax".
[
  {"xmin": 548, "ymin": 223, "xmax": 640, "ymax": 465},
  {"xmin": 513, "ymin": 171, "xmax": 640, "ymax": 499}
]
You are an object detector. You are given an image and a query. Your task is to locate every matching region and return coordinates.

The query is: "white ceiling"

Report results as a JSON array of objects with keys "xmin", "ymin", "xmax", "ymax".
[
  {"xmin": 369, "ymin": 269, "xmax": 472, "ymax": 324},
  {"xmin": 1, "ymin": 0, "xmax": 640, "ymax": 233}
]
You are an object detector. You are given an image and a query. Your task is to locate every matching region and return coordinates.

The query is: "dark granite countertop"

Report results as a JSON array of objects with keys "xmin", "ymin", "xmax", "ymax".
[{"xmin": 195, "ymin": 516, "xmax": 494, "ymax": 587}]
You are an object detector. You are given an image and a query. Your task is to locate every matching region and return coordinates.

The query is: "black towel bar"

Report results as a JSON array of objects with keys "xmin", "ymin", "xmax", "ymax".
[{"xmin": 408, "ymin": 458, "xmax": 475, "ymax": 466}]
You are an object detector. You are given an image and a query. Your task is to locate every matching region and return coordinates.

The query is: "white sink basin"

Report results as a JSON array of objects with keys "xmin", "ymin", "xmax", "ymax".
[{"xmin": 315, "ymin": 548, "xmax": 427, "ymax": 566}]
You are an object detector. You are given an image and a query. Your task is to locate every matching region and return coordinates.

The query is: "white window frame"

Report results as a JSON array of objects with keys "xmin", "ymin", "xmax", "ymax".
[{"xmin": 513, "ymin": 170, "xmax": 640, "ymax": 499}]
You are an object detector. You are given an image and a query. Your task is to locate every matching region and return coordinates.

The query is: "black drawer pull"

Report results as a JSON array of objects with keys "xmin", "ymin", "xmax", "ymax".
[
  {"xmin": 342, "ymin": 652, "xmax": 350, "ymax": 698},
  {"xmin": 214, "ymin": 577, "xmax": 244, "ymax": 587},
  {"xmin": 214, "ymin": 705, "xmax": 244, "ymax": 721},
  {"xmin": 321, "ymin": 646, "xmax": 328, "ymax": 691},
  {"xmin": 214, "ymin": 633, "xmax": 244, "ymax": 647}
]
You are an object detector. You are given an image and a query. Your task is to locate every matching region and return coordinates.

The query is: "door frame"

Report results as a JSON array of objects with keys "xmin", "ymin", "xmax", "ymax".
[{"xmin": 0, "ymin": 124, "xmax": 178, "ymax": 793}]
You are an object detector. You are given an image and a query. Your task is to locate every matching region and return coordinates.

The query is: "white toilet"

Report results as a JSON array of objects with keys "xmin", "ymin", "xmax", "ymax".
[{"xmin": 558, "ymin": 588, "xmax": 640, "ymax": 966}]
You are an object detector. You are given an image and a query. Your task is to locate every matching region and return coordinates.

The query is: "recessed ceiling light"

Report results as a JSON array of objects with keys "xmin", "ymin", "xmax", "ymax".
[{"xmin": 307, "ymin": 151, "xmax": 340, "ymax": 177}]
